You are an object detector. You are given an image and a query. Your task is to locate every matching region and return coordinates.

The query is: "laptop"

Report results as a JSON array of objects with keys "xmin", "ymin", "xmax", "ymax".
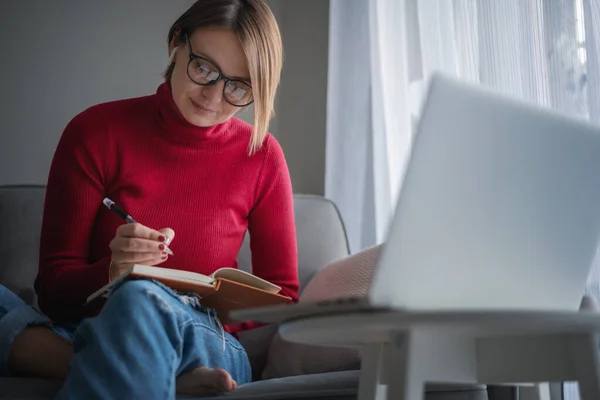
[{"xmin": 231, "ymin": 73, "xmax": 600, "ymax": 324}]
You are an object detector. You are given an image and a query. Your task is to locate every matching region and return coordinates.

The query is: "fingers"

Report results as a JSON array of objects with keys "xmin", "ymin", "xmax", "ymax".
[
  {"xmin": 110, "ymin": 224, "xmax": 175, "ymax": 276},
  {"xmin": 158, "ymin": 228, "xmax": 175, "ymax": 245},
  {"xmin": 157, "ymin": 227, "xmax": 175, "ymax": 255},
  {"xmin": 109, "ymin": 236, "xmax": 167, "ymax": 253},
  {"xmin": 111, "ymin": 254, "xmax": 168, "ymax": 279},
  {"xmin": 111, "ymin": 250, "xmax": 168, "ymax": 264},
  {"xmin": 117, "ymin": 223, "xmax": 166, "ymax": 242}
]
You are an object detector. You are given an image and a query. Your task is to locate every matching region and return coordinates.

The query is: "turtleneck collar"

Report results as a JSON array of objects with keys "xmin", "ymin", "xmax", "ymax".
[{"xmin": 154, "ymin": 82, "xmax": 232, "ymax": 147}]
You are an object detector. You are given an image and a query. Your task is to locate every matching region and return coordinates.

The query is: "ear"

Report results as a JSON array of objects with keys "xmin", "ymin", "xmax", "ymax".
[{"xmin": 168, "ymin": 28, "xmax": 182, "ymax": 60}]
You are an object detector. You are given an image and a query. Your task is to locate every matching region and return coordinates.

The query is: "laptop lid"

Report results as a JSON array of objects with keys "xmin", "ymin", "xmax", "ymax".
[{"xmin": 369, "ymin": 73, "xmax": 600, "ymax": 312}]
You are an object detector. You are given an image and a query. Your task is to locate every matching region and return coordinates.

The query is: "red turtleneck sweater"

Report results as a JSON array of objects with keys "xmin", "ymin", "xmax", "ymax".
[{"xmin": 34, "ymin": 83, "xmax": 299, "ymax": 333}]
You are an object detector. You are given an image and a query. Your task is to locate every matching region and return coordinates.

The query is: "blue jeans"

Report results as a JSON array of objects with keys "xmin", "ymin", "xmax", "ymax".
[{"xmin": 0, "ymin": 280, "xmax": 252, "ymax": 399}]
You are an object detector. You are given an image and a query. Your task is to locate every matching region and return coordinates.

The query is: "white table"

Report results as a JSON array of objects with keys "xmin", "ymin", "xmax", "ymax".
[{"xmin": 277, "ymin": 310, "xmax": 600, "ymax": 400}]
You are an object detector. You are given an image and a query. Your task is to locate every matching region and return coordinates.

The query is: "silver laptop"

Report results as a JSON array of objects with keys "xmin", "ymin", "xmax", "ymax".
[{"xmin": 231, "ymin": 73, "xmax": 600, "ymax": 324}]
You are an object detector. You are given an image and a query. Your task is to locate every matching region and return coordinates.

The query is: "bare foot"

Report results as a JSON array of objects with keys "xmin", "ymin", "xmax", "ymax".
[{"xmin": 176, "ymin": 366, "xmax": 237, "ymax": 395}]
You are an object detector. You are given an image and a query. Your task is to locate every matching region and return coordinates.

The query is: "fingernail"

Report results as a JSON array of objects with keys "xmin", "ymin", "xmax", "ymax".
[
  {"xmin": 162, "ymin": 251, "xmax": 167, "ymax": 256},
  {"xmin": 158, "ymin": 244, "xmax": 165, "ymax": 251},
  {"xmin": 158, "ymin": 235, "xmax": 166, "ymax": 242},
  {"xmin": 161, "ymin": 255, "xmax": 168, "ymax": 260}
]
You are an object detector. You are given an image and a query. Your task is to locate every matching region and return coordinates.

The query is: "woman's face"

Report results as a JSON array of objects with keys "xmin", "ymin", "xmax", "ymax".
[{"xmin": 169, "ymin": 27, "xmax": 251, "ymax": 127}]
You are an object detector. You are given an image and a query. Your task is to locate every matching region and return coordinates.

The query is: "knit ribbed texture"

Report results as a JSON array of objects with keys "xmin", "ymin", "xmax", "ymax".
[{"xmin": 34, "ymin": 82, "xmax": 299, "ymax": 333}]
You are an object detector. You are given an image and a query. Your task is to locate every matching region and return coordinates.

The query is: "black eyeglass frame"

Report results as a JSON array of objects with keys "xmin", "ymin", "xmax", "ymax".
[{"xmin": 184, "ymin": 34, "xmax": 254, "ymax": 108}]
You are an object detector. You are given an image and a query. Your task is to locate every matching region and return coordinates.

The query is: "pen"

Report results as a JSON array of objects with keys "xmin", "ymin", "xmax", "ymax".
[{"xmin": 102, "ymin": 197, "xmax": 174, "ymax": 255}]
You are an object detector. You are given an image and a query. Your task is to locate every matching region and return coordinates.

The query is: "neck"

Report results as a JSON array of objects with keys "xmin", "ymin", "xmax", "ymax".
[{"xmin": 154, "ymin": 82, "xmax": 231, "ymax": 147}]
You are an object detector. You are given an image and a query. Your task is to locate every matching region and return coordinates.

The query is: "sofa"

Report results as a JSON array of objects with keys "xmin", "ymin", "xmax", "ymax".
[{"xmin": 0, "ymin": 185, "xmax": 517, "ymax": 399}]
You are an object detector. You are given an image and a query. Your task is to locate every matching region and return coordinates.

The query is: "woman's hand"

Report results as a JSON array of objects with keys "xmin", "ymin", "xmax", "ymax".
[{"xmin": 109, "ymin": 223, "xmax": 175, "ymax": 280}]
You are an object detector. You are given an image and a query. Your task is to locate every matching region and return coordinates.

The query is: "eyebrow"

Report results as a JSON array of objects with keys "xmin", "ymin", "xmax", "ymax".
[{"xmin": 192, "ymin": 47, "xmax": 251, "ymax": 83}]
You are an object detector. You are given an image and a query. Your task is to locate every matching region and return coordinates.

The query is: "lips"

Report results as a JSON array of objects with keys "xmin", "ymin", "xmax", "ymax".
[{"xmin": 190, "ymin": 99, "xmax": 215, "ymax": 113}]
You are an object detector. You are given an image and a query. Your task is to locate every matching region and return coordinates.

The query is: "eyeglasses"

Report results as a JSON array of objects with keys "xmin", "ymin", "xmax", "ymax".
[{"xmin": 184, "ymin": 34, "xmax": 254, "ymax": 107}]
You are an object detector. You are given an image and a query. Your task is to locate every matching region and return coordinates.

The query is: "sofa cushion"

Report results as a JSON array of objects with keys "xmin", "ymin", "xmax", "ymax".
[
  {"xmin": 204, "ymin": 371, "xmax": 357, "ymax": 399},
  {"xmin": 0, "ymin": 374, "xmax": 487, "ymax": 400},
  {"xmin": 262, "ymin": 245, "xmax": 382, "ymax": 379},
  {"xmin": 198, "ymin": 371, "xmax": 488, "ymax": 400}
]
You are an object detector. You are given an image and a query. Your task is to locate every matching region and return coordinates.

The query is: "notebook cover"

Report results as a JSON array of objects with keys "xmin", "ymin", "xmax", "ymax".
[
  {"xmin": 85, "ymin": 274, "xmax": 290, "ymax": 325},
  {"xmin": 201, "ymin": 278, "xmax": 292, "ymax": 324}
]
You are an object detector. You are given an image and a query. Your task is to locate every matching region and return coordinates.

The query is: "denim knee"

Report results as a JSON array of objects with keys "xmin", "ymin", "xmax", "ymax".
[
  {"xmin": 0, "ymin": 285, "xmax": 50, "ymax": 375},
  {"xmin": 107, "ymin": 279, "xmax": 170, "ymax": 309}
]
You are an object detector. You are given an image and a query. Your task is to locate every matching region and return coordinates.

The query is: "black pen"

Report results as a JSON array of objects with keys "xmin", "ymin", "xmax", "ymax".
[{"xmin": 102, "ymin": 197, "xmax": 173, "ymax": 255}]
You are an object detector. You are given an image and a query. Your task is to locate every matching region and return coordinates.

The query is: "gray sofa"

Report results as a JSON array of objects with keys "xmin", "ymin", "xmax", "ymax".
[{"xmin": 0, "ymin": 185, "xmax": 512, "ymax": 399}]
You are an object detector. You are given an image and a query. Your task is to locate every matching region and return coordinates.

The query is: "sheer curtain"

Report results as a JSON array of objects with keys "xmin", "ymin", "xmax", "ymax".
[{"xmin": 326, "ymin": 1, "xmax": 600, "ymax": 398}]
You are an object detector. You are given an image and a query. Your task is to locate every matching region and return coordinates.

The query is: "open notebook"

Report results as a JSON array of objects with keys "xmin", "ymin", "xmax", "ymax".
[{"xmin": 86, "ymin": 265, "xmax": 292, "ymax": 324}]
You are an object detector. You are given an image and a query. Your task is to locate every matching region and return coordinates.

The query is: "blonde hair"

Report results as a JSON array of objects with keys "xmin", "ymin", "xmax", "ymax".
[{"xmin": 165, "ymin": 0, "xmax": 282, "ymax": 154}]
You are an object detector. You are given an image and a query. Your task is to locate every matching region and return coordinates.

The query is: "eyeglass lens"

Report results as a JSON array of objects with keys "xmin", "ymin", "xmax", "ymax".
[{"xmin": 188, "ymin": 57, "xmax": 253, "ymax": 106}]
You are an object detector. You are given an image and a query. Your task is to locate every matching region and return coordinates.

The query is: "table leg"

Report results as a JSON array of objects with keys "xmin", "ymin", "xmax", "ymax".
[
  {"xmin": 358, "ymin": 343, "xmax": 388, "ymax": 400},
  {"xmin": 385, "ymin": 332, "xmax": 425, "ymax": 400},
  {"xmin": 567, "ymin": 333, "xmax": 600, "ymax": 400}
]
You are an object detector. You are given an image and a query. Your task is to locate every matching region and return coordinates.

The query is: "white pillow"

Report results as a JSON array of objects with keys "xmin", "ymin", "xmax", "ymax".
[{"xmin": 262, "ymin": 244, "xmax": 382, "ymax": 379}]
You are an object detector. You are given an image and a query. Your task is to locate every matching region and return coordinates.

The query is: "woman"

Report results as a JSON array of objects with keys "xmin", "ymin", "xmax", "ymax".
[{"xmin": 0, "ymin": 0, "xmax": 299, "ymax": 397}]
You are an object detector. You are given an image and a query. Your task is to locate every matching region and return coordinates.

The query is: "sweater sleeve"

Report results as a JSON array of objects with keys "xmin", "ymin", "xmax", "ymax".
[
  {"xmin": 34, "ymin": 106, "xmax": 111, "ymax": 322},
  {"xmin": 227, "ymin": 135, "xmax": 300, "ymax": 333}
]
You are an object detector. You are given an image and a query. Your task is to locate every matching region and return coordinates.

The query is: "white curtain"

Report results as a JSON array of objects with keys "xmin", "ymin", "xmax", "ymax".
[{"xmin": 326, "ymin": 1, "xmax": 600, "ymax": 398}]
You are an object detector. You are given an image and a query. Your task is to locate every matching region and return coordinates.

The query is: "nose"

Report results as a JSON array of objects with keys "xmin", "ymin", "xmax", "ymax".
[{"xmin": 200, "ymin": 80, "xmax": 225, "ymax": 104}]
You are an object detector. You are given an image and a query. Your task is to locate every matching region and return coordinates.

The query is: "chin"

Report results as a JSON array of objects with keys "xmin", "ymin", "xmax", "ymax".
[
  {"xmin": 188, "ymin": 114, "xmax": 215, "ymax": 127},
  {"xmin": 180, "ymin": 108, "xmax": 216, "ymax": 127}
]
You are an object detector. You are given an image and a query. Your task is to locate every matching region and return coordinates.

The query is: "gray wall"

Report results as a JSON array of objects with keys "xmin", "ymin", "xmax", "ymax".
[
  {"xmin": 0, "ymin": 0, "xmax": 329, "ymax": 195},
  {"xmin": 271, "ymin": 0, "xmax": 329, "ymax": 195}
]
